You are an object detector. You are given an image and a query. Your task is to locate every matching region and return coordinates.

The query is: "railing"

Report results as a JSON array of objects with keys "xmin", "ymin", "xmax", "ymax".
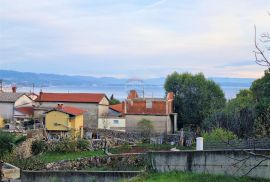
[{"xmin": 204, "ymin": 138, "xmax": 270, "ymax": 150}]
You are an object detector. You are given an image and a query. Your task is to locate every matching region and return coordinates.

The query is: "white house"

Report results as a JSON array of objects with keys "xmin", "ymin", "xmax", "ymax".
[
  {"xmin": 98, "ymin": 103, "xmax": 126, "ymax": 131},
  {"xmin": 0, "ymin": 92, "xmax": 34, "ymax": 120}
]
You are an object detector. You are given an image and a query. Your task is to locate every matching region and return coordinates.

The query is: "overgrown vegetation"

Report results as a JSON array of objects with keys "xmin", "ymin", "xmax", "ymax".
[
  {"xmin": 165, "ymin": 69, "xmax": 270, "ymax": 139},
  {"xmin": 0, "ymin": 131, "xmax": 26, "ymax": 160},
  {"xmin": 40, "ymin": 150, "xmax": 104, "ymax": 163},
  {"xmin": 202, "ymin": 128, "xmax": 237, "ymax": 142},
  {"xmin": 137, "ymin": 119, "xmax": 154, "ymax": 142},
  {"xmin": 31, "ymin": 138, "xmax": 92, "ymax": 155}
]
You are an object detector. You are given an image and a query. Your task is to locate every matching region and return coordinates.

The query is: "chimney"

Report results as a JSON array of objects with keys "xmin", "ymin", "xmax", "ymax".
[
  {"xmin": 167, "ymin": 92, "xmax": 174, "ymax": 101},
  {"xmin": 121, "ymin": 101, "xmax": 126, "ymax": 116},
  {"xmin": 12, "ymin": 85, "xmax": 17, "ymax": 93},
  {"xmin": 57, "ymin": 103, "xmax": 64, "ymax": 110},
  {"xmin": 128, "ymin": 90, "xmax": 138, "ymax": 99}
]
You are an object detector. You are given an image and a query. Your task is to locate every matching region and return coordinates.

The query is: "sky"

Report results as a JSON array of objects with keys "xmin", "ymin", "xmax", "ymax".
[{"xmin": 0, "ymin": 0, "xmax": 269, "ymax": 79}]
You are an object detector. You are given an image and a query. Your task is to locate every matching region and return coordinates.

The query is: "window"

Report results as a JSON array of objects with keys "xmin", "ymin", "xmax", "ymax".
[
  {"xmin": 146, "ymin": 100, "xmax": 152, "ymax": 108},
  {"xmin": 113, "ymin": 120, "xmax": 119, "ymax": 124}
]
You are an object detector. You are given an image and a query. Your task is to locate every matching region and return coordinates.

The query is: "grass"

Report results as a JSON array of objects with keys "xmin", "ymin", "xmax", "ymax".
[
  {"xmin": 109, "ymin": 143, "xmax": 195, "ymax": 154},
  {"xmin": 125, "ymin": 171, "xmax": 270, "ymax": 182},
  {"xmin": 137, "ymin": 143, "xmax": 195, "ymax": 150},
  {"xmin": 40, "ymin": 150, "xmax": 105, "ymax": 163}
]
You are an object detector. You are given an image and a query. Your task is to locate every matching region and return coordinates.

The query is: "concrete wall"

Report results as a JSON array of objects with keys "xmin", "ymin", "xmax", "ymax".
[
  {"xmin": 149, "ymin": 150, "xmax": 270, "ymax": 179},
  {"xmin": 98, "ymin": 117, "xmax": 126, "ymax": 131},
  {"xmin": 125, "ymin": 115, "xmax": 172, "ymax": 133},
  {"xmin": 21, "ymin": 171, "xmax": 141, "ymax": 182},
  {"xmin": 0, "ymin": 102, "xmax": 14, "ymax": 119}
]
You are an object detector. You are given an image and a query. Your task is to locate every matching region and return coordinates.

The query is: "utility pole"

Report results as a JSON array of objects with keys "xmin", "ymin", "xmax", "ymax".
[
  {"xmin": 0, "ymin": 79, "xmax": 2, "ymax": 92},
  {"xmin": 32, "ymin": 83, "xmax": 35, "ymax": 93}
]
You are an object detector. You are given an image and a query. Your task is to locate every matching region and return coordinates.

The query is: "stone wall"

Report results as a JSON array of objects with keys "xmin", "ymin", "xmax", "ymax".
[
  {"xmin": 44, "ymin": 154, "xmax": 146, "ymax": 171},
  {"xmin": 21, "ymin": 171, "xmax": 142, "ymax": 182},
  {"xmin": 149, "ymin": 149, "xmax": 270, "ymax": 179},
  {"xmin": 84, "ymin": 128, "xmax": 186, "ymax": 145},
  {"xmin": 13, "ymin": 129, "xmax": 46, "ymax": 159}
]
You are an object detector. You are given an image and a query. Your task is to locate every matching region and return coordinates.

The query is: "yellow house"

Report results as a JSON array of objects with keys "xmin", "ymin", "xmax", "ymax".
[
  {"xmin": 45, "ymin": 104, "xmax": 85, "ymax": 139},
  {"xmin": 0, "ymin": 115, "xmax": 4, "ymax": 128}
]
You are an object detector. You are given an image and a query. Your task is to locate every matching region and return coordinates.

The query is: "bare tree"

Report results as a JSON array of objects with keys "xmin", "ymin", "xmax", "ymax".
[{"xmin": 254, "ymin": 25, "xmax": 270, "ymax": 67}]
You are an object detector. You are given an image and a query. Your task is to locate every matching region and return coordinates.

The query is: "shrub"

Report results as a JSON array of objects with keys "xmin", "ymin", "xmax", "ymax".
[
  {"xmin": 0, "ymin": 131, "xmax": 26, "ymax": 159},
  {"xmin": 77, "ymin": 139, "xmax": 90, "ymax": 151},
  {"xmin": 202, "ymin": 128, "xmax": 237, "ymax": 142},
  {"xmin": 10, "ymin": 156, "xmax": 45, "ymax": 170},
  {"xmin": 50, "ymin": 138, "xmax": 77, "ymax": 152},
  {"xmin": 32, "ymin": 140, "xmax": 47, "ymax": 155},
  {"xmin": 137, "ymin": 119, "xmax": 154, "ymax": 142}
]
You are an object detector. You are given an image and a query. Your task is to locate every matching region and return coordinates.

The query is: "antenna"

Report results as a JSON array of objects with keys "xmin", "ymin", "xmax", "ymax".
[
  {"xmin": 32, "ymin": 83, "xmax": 35, "ymax": 93},
  {"xmin": 0, "ymin": 79, "xmax": 2, "ymax": 92},
  {"xmin": 125, "ymin": 78, "xmax": 144, "ymax": 98}
]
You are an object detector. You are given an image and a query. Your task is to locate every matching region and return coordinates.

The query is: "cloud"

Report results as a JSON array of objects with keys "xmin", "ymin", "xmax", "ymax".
[{"xmin": 0, "ymin": 0, "xmax": 269, "ymax": 78}]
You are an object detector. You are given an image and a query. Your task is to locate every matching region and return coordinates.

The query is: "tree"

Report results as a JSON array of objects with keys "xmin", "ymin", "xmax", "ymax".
[
  {"xmin": 137, "ymin": 118, "xmax": 154, "ymax": 142},
  {"xmin": 254, "ymin": 25, "xmax": 270, "ymax": 68},
  {"xmin": 164, "ymin": 72, "xmax": 226, "ymax": 128},
  {"xmin": 202, "ymin": 89, "xmax": 256, "ymax": 138},
  {"xmin": 0, "ymin": 131, "xmax": 26, "ymax": 180},
  {"xmin": 109, "ymin": 94, "xmax": 120, "ymax": 105}
]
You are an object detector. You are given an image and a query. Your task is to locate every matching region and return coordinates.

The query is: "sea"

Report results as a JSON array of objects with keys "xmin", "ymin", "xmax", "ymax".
[{"xmin": 18, "ymin": 85, "xmax": 249, "ymax": 100}]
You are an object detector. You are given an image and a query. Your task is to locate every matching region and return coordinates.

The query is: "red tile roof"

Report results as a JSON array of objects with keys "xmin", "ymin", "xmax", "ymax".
[
  {"xmin": 124, "ymin": 92, "xmax": 174, "ymax": 115},
  {"xmin": 110, "ymin": 103, "xmax": 123, "ymax": 113},
  {"xmin": 37, "ymin": 92, "xmax": 106, "ymax": 103},
  {"xmin": 15, "ymin": 107, "xmax": 34, "ymax": 116},
  {"xmin": 49, "ymin": 105, "xmax": 86, "ymax": 116},
  {"xmin": 125, "ymin": 100, "xmax": 170, "ymax": 115}
]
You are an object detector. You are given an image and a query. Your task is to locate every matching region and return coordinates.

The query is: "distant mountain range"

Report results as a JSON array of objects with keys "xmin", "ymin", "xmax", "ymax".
[{"xmin": 0, "ymin": 70, "xmax": 255, "ymax": 88}]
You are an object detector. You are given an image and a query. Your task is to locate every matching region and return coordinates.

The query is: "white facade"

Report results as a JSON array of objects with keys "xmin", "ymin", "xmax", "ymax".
[
  {"xmin": 0, "ymin": 103, "xmax": 13, "ymax": 119},
  {"xmin": 98, "ymin": 117, "xmax": 126, "ymax": 131},
  {"xmin": 0, "ymin": 94, "xmax": 33, "ymax": 120}
]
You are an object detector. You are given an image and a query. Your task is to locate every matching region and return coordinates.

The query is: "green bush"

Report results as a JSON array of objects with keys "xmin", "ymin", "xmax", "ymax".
[
  {"xmin": 76, "ymin": 139, "xmax": 90, "ymax": 151},
  {"xmin": 50, "ymin": 138, "xmax": 77, "ymax": 152},
  {"xmin": 202, "ymin": 128, "xmax": 237, "ymax": 142},
  {"xmin": 10, "ymin": 156, "xmax": 45, "ymax": 170},
  {"xmin": 31, "ymin": 140, "xmax": 47, "ymax": 155},
  {"xmin": 0, "ymin": 131, "xmax": 26, "ymax": 159}
]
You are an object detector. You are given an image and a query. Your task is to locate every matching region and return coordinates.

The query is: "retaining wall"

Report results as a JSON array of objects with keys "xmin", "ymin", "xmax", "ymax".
[{"xmin": 149, "ymin": 149, "xmax": 270, "ymax": 179}]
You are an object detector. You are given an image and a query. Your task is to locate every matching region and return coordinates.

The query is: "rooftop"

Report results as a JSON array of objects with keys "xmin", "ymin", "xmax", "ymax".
[
  {"xmin": 0, "ymin": 92, "xmax": 25, "ymax": 103},
  {"xmin": 48, "ymin": 105, "xmax": 86, "ymax": 116},
  {"xmin": 37, "ymin": 92, "xmax": 106, "ymax": 103}
]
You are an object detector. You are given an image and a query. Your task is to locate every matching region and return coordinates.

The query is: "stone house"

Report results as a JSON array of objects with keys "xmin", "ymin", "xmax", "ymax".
[
  {"xmin": 45, "ymin": 104, "xmax": 85, "ymax": 139},
  {"xmin": 35, "ymin": 92, "xmax": 109, "ymax": 128},
  {"xmin": 123, "ymin": 90, "xmax": 177, "ymax": 134}
]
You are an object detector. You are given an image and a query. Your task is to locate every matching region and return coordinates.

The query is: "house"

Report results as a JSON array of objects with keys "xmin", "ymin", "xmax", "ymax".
[
  {"xmin": 0, "ymin": 115, "xmax": 4, "ymax": 128},
  {"xmin": 35, "ymin": 92, "xmax": 109, "ymax": 128},
  {"xmin": 0, "ymin": 91, "xmax": 34, "ymax": 121},
  {"xmin": 98, "ymin": 103, "xmax": 126, "ymax": 131},
  {"xmin": 14, "ymin": 107, "xmax": 34, "ymax": 122},
  {"xmin": 45, "ymin": 104, "xmax": 85, "ymax": 139},
  {"xmin": 123, "ymin": 90, "xmax": 177, "ymax": 134}
]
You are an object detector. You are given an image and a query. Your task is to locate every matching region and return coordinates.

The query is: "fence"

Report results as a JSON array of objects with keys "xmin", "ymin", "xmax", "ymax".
[{"xmin": 204, "ymin": 138, "xmax": 270, "ymax": 150}]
